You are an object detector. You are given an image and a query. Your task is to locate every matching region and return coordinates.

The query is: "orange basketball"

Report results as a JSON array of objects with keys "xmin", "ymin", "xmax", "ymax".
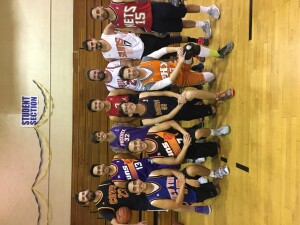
[{"xmin": 116, "ymin": 207, "xmax": 132, "ymax": 224}]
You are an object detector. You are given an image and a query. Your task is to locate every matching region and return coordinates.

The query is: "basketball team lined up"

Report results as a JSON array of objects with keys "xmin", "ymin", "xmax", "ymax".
[{"xmin": 75, "ymin": 1, "xmax": 234, "ymax": 224}]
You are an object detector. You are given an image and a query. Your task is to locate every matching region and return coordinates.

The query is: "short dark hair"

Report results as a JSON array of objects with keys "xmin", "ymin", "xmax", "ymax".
[
  {"xmin": 74, "ymin": 191, "xmax": 86, "ymax": 205},
  {"xmin": 91, "ymin": 131, "xmax": 100, "ymax": 143},
  {"xmin": 87, "ymin": 99, "xmax": 97, "ymax": 112},
  {"xmin": 82, "ymin": 39, "xmax": 92, "ymax": 51},
  {"xmin": 86, "ymin": 69, "xmax": 93, "ymax": 81},
  {"xmin": 118, "ymin": 101, "xmax": 128, "ymax": 116},
  {"xmin": 125, "ymin": 179, "xmax": 136, "ymax": 193},
  {"xmin": 118, "ymin": 66, "xmax": 129, "ymax": 80},
  {"xmin": 90, "ymin": 7, "xmax": 95, "ymax": 19},
  {"xmin": 89, "ymin": 164, "xmax": 101, "ymax": 177}
]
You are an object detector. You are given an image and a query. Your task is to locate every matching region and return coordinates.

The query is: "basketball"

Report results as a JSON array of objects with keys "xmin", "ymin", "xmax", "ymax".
[{"xmin": 116, "ymin": 207, "xmax": 132, "ymax": 224}]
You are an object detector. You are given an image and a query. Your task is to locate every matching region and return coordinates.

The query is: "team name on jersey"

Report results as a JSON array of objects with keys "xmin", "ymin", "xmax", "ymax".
[
  {"xmin": 115, "ymin": 38, "xmax": 132, "ymax": 57},
  {"xmin": 119, "ymin": 129, "xmax": 130, "ymax": 147},
  {"xmin": 161, "ymin": 142, "xmax": 174, "ymax": 156},
  {"xmin": 166, "ymin": 177, "xmax": 188, "ymax": 200},
  {"xmin": 154, "ymin": 100, "xmax": 168, "ymax": 116},
  {"xmin": 123, "ymin": 6, "xmax": 146, "ymax": 27},
  {"xmin": 108, "ymin": 185, "xmax": 129, "ymax": 204},
  {"xmin": 122, "ymin": 162, "xmax": 144, "ymax": 180},
  {"xmin": 160, "ymin": 62, "xmax": 169, "ymax": 79}
]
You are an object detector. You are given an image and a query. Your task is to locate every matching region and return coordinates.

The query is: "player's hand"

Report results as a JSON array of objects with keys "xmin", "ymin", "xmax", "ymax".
[
  {"xmin": 177, "ymin": 48, "xmax": 186, "ymax": 64},
  {"xmin": 186, "ymin": 178, "xmax": 200, "ymax": 187},
  {"xmin": 183, "ymin": 135, "xmax": 192, "ymax": 146},
  {"xmin": 182, "ymin": 131, "xmax": 190, "ymax": 139},
  {"xmin": 177, "ymin": 94, "xmax": 187, "ymax": 105},
  {"xmin": 177, "ymin": 172, "xmax": 186, "ymax": 185}
]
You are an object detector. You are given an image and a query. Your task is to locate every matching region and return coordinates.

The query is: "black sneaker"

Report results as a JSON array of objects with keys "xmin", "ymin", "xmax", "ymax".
[
  {"xmin": 218, "ymin": 42, "xmax": 234, "ymax": 59},
  {"xmin": 191, "ymin": 63, "xmax": 204, "ymax": 72}
]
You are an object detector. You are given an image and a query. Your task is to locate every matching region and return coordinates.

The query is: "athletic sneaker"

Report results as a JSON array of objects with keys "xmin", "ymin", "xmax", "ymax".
[
  {"xmin": 191, "ymin": 63, "xmax": 204, "ymax": 72},
  {"xmin": 214, "ymin": 125, "xmax": 231, "ymax": 136},
  {"xmin": 207, "ymin": 5, "xmax": 220, "ymax": 19},
  {"xmin": 197, "ymin": 37, "xmax": 209, "ymax": 46},
  {"xmin": 218, "ymin": 42, "xmax": 234, "ymax": 59},
  {"xmin": 194, "ymin": 205, "xmax": 212, "ymax": 215},
  {"xmin": 216, "ymin": 88, "xmax": 235, "ymax": 101},
  {"xmin": 213, "ymin": 166, "xmax": 230, "ymax": 178},
  {"xmin": 202, "ymin": 20, "xmax": 212, "ymax": 38},
  {"xmin": 195, "ymin": 157, "xmax": 206, "ymax": 163}
]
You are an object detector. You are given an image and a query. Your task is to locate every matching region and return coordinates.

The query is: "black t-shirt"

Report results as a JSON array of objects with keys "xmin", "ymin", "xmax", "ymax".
[{"xmin": 96, "ymin": 180, "xmax": 160, "ymax": 221}]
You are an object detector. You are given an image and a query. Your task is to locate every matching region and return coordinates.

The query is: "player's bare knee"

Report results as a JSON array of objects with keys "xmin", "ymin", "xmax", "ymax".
[{"xmin": 195, "ymin": 129, "xmax": 204, "ymax": 139}]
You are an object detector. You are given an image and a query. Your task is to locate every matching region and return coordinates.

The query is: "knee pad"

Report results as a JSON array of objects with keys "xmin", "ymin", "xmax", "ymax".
[{"xmin": 183, "ymin": 43, "xmax": 201, "ymax": 60}]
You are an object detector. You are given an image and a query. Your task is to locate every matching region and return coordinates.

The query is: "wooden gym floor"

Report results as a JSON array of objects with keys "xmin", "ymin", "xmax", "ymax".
[{"xmin": 179, "ymin": 0, "xmax": 300, "ymax": 225}]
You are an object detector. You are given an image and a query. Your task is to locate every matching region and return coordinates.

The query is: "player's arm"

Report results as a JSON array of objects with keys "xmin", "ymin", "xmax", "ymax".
[
  {"xmin": 150, "ymin": 199, "xmax": 182, "ymax": 210},
  {"xmin": 148, "ymin": 120, "xmax": 187, "ymax": 136},
  {"xmin": 141, "ymin": 103, "xmax": 183, "ymax": 126},
  {"xmin": 139, "ymin": 91, "xmax": 180, "ymax": 99}
]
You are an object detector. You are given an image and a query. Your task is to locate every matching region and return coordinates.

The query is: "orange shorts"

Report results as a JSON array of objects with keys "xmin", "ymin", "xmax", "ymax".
[{"xmin": 173, "ymin": 62, "xmax": 204, "ymax": 87}]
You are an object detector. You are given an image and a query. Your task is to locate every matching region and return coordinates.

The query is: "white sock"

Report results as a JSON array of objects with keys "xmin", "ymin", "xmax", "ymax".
[
  {"xmin": 209, "ymin": 170, "xmax": 215, "ymax": 178},
  {"xmin": 185, "ymin": 58, "xmax": 193, "ymax": 64},
  {"xmin": 203, "ymin": 72, "xmax": 215, "ymax": 82},
  {"xmin": 198, "ymin": 46, "xmax": 211, "ymax": 57},
  {"xmin": 210, "ymin": 129, "xmax": 217, "ymax": 136},
  {"xmin": 195, "ymin": 21, "xmax": 205, "ymax": 28},
  {"xmin": 200, "ymin": 6, "xmax": 210, "ymax": 13}
]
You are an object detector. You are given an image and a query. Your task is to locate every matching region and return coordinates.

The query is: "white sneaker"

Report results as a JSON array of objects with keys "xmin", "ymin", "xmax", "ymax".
[
  {"xmin": 202, "ymin": 20, "xmax": 212, "ymax": 38},
  {"xmin": 213, "ymin": 166, "xmax": 230, "ymax": 178},
  {"xmin": 198, "ymin": 176, "xmax": 208, "ymax": 184},
  {"xmin": 195, "ymin": 157, "xmax": 206, "ymax": 163},
  {"xmin": 207, "ymin": 5, "xmax": 220, "ymax": 19},
  {"xmin": 215, "ymin": 125, "xmax": 231, "ymax": 136}
]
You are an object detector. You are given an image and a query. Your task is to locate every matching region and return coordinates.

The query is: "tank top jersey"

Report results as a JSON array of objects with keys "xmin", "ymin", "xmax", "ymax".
[
  {"xmin": 110, "ymin": 158, "xmax": 179, "ymax": 182},
  {"xmin": 109, "ymin": 1, "xmax": 153, "ymax": 32},
  {"xmin": 138, "ymin": 96, "xmax": 178, "ymax": 119},
  {"xmin": 110, "ymin": 125, "xmax": 150, "ymax": 150},
  {"xmin": 140, "ymin": 59, "xmax": 177, "ymax": 90},
  {"xmin": 106, "ymin": 95, "xmax": 130, "ymax": 117},
  {"xmin": 145, "ymin": 131, "xmax": 184, "ymax": 158},
  {"xmin": 101, "ymin": 32, "xmax": 144, "ymax": 60},
  {"xmin": 146, "ymin": 176, "xmax": 197, "ymax": 205},
  {"xmin": 105, "ymin": 61, "xmax": 146, "ymax": 92},
  {"xmin": 95, "ymin": 181, "xmax": 131, "ymax": 212}
]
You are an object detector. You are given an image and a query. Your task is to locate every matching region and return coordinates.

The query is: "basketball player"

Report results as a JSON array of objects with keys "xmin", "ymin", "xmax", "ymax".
[
  {"xmin": 75, "ymin": 180, "xmax": 161, "ymax": 225},
  {"xmin": 91, "ymin": 120, "xmax": 230, "ymax": 154},
  {"xmin": 126, "ymin": 166, "xmax": 229, "ymax": 214},
  {"xmin": 82, "ymin": 23, "xmax": 226, "ymax": 61},
  {"xmin": 90, "ymin": 1, "xmax": 220, "ymax": 37},
  {"xmin": 87, "ymin": 89, "xmax": 139, "ymax": 123},
  {"xmin": 118, "ymin": 43, "xmax": 233, "ymax": 90},
  {"xmin": 119, "ymin": 88, "xmax": 235, "ymax": 125}
]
